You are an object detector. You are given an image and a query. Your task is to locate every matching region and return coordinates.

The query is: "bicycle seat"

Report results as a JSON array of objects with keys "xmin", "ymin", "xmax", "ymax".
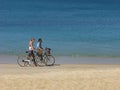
[
  {"xmin": 25, "ymin": 51, "xmax": 30, "ymax": 53},
  {"xmin": 26, "ymin": 50, "xmax": 37, "ymax": 53}
]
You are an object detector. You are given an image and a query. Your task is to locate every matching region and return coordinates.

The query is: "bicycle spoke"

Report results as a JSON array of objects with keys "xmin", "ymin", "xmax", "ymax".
[{"xmin": 45, "ymin": 55, "xmax": 55, "ymax": 66}]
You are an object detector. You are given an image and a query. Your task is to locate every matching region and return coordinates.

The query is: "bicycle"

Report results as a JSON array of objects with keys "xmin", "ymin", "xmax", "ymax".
[{"xmin": 17, "ymin": 48, "xmax": 55, "ymax": 67}]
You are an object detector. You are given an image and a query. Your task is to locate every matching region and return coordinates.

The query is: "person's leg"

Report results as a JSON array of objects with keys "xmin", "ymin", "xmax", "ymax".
[
  {"xmin": 40, "ymin": 53, "xmax": 47, "ymax": 65},
  {"xmin": 31, "ymin": 50, "xmax": 37, "ymax": 66},
  {"xmin": 40, "ymin": 54, "xmax": 43, "ymax": 61},
  {"xmin": 37, "ymin": 49, "xmax": 43, "ymax": 61}
]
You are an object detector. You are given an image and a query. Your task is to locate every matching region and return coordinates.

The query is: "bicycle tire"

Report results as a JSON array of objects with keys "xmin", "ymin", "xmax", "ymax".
[
  {"xmin": 44, "ymin": 55, "xmax": 55, "ymax": 66},
  {"xmin": 35, "ymin": 55, "xmax": 45, "ymax": 66},
  {"xmin": 17, "ymin": 55, "xmax": 30, "ymax": 67}
]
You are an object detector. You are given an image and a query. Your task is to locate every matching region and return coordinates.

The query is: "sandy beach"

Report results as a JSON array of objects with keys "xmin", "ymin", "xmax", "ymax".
[
  {"xmin": 1, "ymin": 0, "xmax": 120, "ymax": 90},
  {"xmin": 0, "ymin": 63, "xmax": 120, "ymax": 90}
]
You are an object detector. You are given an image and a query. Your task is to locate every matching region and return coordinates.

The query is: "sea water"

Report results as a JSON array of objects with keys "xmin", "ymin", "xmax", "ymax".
[{"xmin": 0, "ymin": 0, "xmax": 120, "ymax": 57}]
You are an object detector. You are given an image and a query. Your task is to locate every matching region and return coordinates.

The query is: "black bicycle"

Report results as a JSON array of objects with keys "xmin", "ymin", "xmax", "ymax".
[{"xmin": 17, "ymin": 48, "xmax": 55, "ymax": 67}]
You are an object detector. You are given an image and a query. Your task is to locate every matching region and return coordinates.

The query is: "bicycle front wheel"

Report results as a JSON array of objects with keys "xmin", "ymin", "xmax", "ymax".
[
  {"xmin": 44, "ymin": 55, "xmax": 55, "ymax": 66},
  {"xmin": 35, "ymin": 56, "xmax": 45, "ymax": 66},
  {"xmin": 17, "ymin": 55, "xmax": 30, "ymax": 67}
]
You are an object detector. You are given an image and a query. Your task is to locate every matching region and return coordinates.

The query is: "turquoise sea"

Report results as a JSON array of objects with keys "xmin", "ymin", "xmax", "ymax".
[{"xmin": 0, "ymin": 0, "xmax": 120, "ymax": 57}]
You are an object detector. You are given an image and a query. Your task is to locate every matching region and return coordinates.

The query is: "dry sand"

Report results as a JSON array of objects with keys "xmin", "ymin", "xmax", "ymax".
[{"xmin": 0, "ymin": 64, "xmax": 120, "ymax": 90}]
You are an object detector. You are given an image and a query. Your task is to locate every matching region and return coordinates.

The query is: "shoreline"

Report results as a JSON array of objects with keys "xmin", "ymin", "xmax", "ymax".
[{"xmin": 0, "ymin": 54, "xmax": 120, "ymax": 64}]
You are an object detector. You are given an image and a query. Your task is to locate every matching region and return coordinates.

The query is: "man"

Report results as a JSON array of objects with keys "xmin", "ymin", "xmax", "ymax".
[{"xmin": 36, "ymin": 38, "xmax": 43, "ymax": 60}]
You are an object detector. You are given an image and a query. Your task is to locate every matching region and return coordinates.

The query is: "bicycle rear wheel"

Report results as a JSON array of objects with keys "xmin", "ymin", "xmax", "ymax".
[
  {"xmin": 17, "ymin": 55, "xmax": 30, "ymax": 67},
  {"xmin": 45, "ymin": 55, "xmax": 55, "ymax": 66}
]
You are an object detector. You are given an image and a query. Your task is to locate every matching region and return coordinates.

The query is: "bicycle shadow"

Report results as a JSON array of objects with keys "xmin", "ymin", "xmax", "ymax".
[
  {"xmin": 38, "ymin": 64, "xmax": 60, "ymax": 67},
  {"xmin": 47, "ymin": 64, "xmax": 61, "ymax": 67}
]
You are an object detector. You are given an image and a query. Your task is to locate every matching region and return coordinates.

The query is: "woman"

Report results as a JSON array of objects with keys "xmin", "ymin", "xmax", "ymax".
[{"xmin": 29, "ymin": 38, "xmax": 37, "ymax": 66}]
